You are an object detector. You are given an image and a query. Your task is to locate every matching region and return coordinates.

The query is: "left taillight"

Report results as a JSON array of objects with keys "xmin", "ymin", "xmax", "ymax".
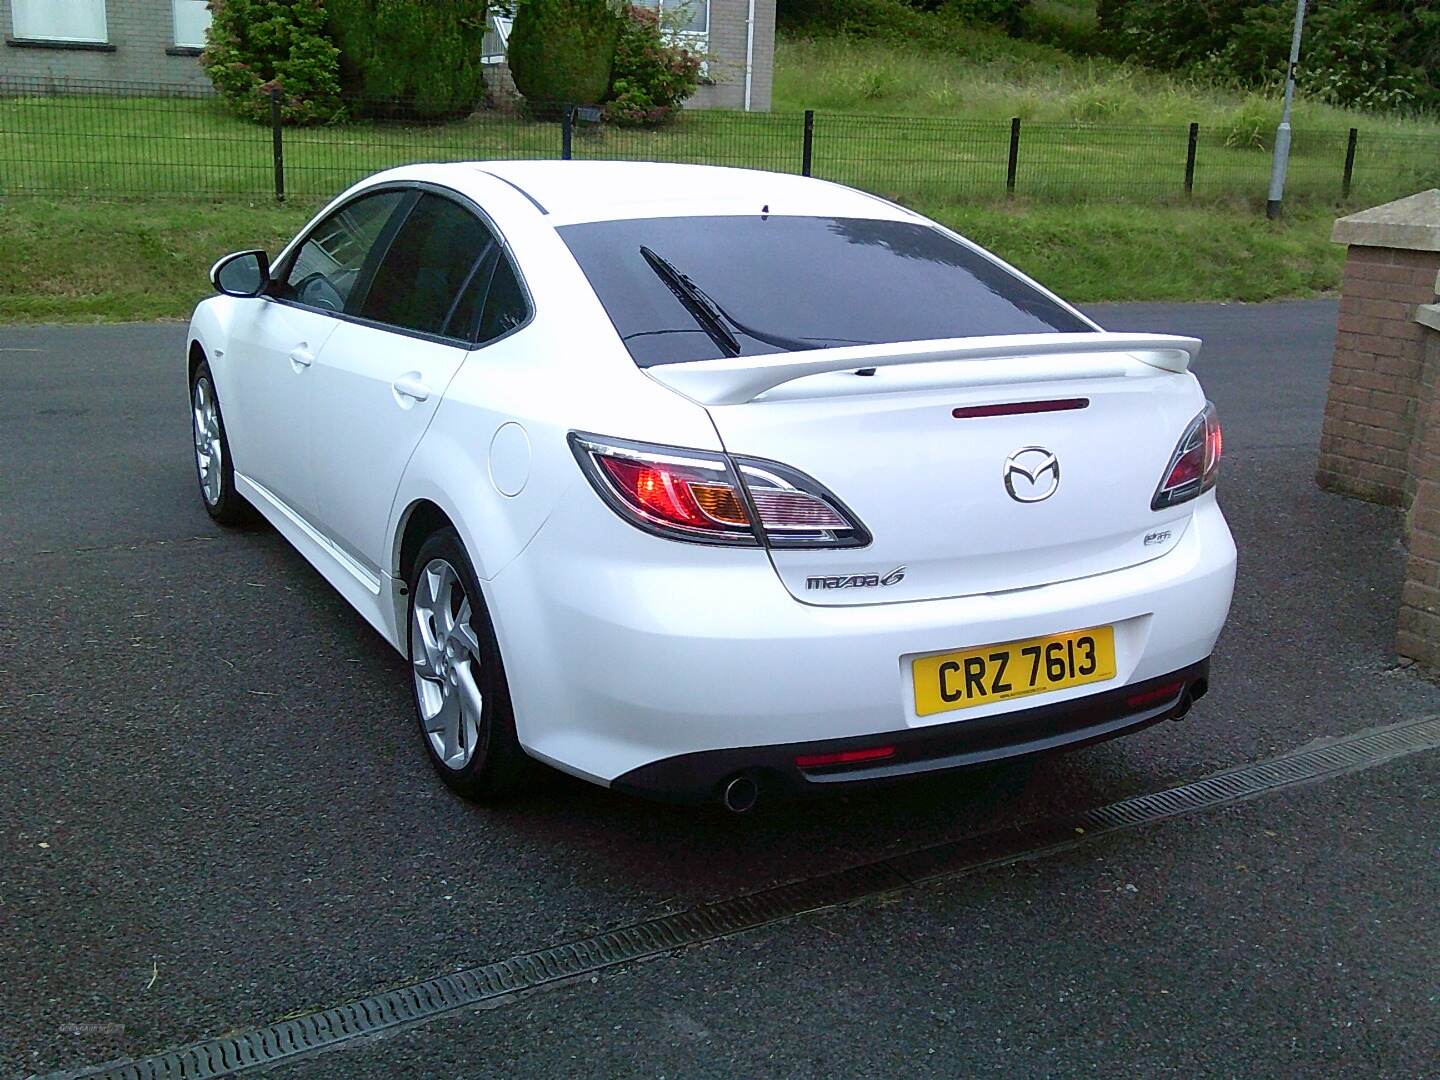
[
  {"xmin": 569, "ymin": 432, "xmax": 870, "ymax": 548},
  {"xmin": 1152, "ymin": 401, "xmax": 1221, "ymax": 510}
]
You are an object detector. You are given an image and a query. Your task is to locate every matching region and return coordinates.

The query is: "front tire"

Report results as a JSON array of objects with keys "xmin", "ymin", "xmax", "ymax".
[
  {"xmin": 407, "ymin": 528, "xmax": 529, "ymax": 801},
  {"xmin": 190, "ymin": 359, "xmax": 250, "ymax": 526}
]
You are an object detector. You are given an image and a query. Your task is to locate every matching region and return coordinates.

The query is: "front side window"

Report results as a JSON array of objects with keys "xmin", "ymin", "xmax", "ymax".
[
  {"xmin": 172, "ymin": 0, "xmax": 211, "ymax": 48},
  {"xmin": 12, "ymin": 0, "xmax": 108, "ymax": 42},
  {"xmin": 559, "ymin": 215, "xmax": 1091, "ymax": 368},
  {"xmin": 360, "ymin": 193, "xmax": 502, "ymax": 338},
  {"xmin": 282, "ymin": 190, "xmax": 407, "ymax": 314}
]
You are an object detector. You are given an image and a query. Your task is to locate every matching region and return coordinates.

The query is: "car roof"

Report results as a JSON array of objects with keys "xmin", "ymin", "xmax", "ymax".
[{"xmin": 384, "ymin": 160, "xmax": 921, "ymax": 227}]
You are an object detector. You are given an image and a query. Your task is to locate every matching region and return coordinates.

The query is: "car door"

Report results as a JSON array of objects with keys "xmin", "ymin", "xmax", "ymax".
[
  {"xmin": 307, "ymin": 190, "xmax": 508, "ymax": 577},
  {"xmin": 224, "ymin": 188, "xmax": 410, "ymax": 518}
]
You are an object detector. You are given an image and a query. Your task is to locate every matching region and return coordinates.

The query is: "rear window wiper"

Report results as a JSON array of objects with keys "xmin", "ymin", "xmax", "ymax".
[{"xmin": 640, "ymin": 246, "xmax": 741, "ymax": 358}]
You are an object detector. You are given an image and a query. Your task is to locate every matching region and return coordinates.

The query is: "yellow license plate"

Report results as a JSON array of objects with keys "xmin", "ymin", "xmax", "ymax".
[{"xmin": 911, "ymin": 625, "xmax": 1116, "ymax": 718}]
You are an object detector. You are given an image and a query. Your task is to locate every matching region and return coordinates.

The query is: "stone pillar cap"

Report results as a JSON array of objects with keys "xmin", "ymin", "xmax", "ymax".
[{"xmin": 1332, "ymin": 189, "xmax": 1440, "ymax": 251}]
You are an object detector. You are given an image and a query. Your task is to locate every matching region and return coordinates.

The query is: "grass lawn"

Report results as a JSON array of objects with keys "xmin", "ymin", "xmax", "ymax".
[
  {"xmin": 1, "ymin": 86, "xmax": 1435, "ymax": 209},
  {"xmin": 0, "ymin": 196, "xmax": 1343, "ymax": 324},
  {"xmin": 0, "ymin": 24, "xmax": 1414, "ymax": 322},
  {"xmin": 773, "ymin": 29, "xmax": 1440, "ymax": 134}
]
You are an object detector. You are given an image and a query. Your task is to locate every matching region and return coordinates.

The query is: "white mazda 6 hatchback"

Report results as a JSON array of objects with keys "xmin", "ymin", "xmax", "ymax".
[{"xmin": 188, "ymin": 161, "xmax": 1235, "ymax": 811}]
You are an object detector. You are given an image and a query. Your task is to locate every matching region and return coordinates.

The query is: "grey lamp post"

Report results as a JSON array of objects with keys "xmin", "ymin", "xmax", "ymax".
[{"xmin": 1266, "ymin": 0, "xmax": 1308, "ymax": 220}]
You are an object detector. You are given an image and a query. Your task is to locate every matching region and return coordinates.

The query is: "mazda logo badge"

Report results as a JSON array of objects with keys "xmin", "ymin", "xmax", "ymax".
[{"xmin": 1003, "ymin": 447, "xmax": 1060, "ymax": 503}]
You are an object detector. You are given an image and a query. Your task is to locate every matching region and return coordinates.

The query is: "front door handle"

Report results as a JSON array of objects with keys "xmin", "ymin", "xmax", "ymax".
[
  {"xmin": 392, "ymin": 374, "xmax": 432, "ymax": 403},
  {"xmin": 288, "ymin": 345, "xmax": 315, "ymax": 370}
]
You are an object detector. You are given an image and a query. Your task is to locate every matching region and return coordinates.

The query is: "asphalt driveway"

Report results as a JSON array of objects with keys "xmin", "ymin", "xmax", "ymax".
[{"xmin": 2, "ymin": 300, "xmax": 1437, "ymax": 1078}]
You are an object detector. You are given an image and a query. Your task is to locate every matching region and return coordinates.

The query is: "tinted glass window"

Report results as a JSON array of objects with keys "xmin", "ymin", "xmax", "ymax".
[
  {"xmin": 476, "ymin": 256, "xmax": 528, "ymax": 344},
  {"xmin": 559, "ymin": 215, "xmax": 1091, "ymax": 367},
  {"xmin": 445, "ymin": 247, "xmax": 501, "ymax": 343},
  {"xmin": 283, "ymin": 190, "xmax": 405, "ymax": 313},
  {"xmin": 361, "ymin": 194, "xmax": 498, "ymax": 336}
]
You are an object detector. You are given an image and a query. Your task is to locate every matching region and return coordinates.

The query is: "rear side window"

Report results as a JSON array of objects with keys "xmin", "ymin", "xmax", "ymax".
[
  {"xmin": 558, "ymin": 215, "xmax": 1091, "ymax": 367},
  {"xmin": 282, "ymin": 190, "xmax": 405, "ymax": 313},
  {"xmin": 447, "ymin": 250, "xmax": 530, "ymax": 346},
  {"xmin": 361, "ymin": 193, "xmax": 499, "ymax": 338},
  {"xmin": 477, "ymin": 256, "xmax": 528, "ymax": 343}
]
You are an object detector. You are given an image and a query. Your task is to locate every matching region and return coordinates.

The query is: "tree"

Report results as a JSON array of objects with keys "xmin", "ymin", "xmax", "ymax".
[
  {"xmin": 326, "ymin": 0, "xmax": 491, "ymax": 120},
  {"xmin": 201, "ymin": 0, "xmax": 344, "ymax": 125},
  {"xmin": 508, "ymin": 0, "xmax": 625, "ymax": 110}
]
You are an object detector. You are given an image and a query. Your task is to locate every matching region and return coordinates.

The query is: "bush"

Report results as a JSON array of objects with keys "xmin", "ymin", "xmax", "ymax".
[
  {"xmin": 325, "ymin": 0, "xmax": 489, "ymax": 121},
  {"xmin": 781, "ymin": 0, "xmax": 920, "ymax": 40},
  {"xmin": 940, "ymin": 0, "xmax": 1029, "ymax": 34},
  {"xmin": 200, "ymin": 0, "xmax": 344, "ymax": 125},
  {"xmin": 1106, "ymin": 0, "xmax": 1439, "ymax": 114},
  {"xmin": 1019, "ymin": 0, "xmax": 1103, "ymax": 55},
  {"xmin": 604, "ymin": 4, "xmax": 702, "ymax": 125},
  {"xmin": 509, "ymin": 0, "xmax": 625, "ymax": 109},
  {"xmin": 787, "ymin": 0, "xmax": 1028, "ymax": 37}
]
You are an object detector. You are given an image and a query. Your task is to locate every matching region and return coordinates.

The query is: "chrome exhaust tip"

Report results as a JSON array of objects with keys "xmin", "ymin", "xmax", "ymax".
[
  {"xmin": 1172, "ymin": 690, "xmax": 1194, "ymax": 721},
  {"xmin": 721, "ymin": 774, "xmax": 759, "ymax": 814}
]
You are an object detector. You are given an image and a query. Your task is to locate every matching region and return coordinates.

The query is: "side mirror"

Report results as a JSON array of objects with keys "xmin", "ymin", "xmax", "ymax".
[{"xmin": 211, "ymin": 250, "xmax": 271, "ymax": 298}]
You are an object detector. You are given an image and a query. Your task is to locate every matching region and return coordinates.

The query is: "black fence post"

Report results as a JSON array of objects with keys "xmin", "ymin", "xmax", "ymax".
[
  {"xmin": 269, "ymin": 87, "xmax": 285, "ymax": 203},
  {"xmin": 561, "ymin": 105, "xmax": 573, "ymax": 160},
  {"xmin": 1185, "ymin": 121, "xmax": 1199, "ymax": 197},
  {"xmin": 1342, "ymin": 127, "xmax": 1358, "ymax": 201},
  {"xmin": 1006, "ymin": 117, "xmax": 1021, "ymax": 197},
  {"xmin": 801, "ymin": 109, "xmax": 814, "ymax": 177}
]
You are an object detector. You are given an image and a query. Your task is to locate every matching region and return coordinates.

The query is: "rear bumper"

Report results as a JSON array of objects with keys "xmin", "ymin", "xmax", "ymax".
[
  {"xmin": 484, "ymin": 490, "xmax": 1236, "ymax": 795},
  {"xmin": 612, "ymin": 660, "xmax": 1208, "ymax": 802}
]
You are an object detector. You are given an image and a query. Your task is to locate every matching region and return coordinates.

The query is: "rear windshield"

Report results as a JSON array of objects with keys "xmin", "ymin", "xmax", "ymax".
[{"xmin": 558, "ymin": 215, "xmax": 1090, "ymax": 367}]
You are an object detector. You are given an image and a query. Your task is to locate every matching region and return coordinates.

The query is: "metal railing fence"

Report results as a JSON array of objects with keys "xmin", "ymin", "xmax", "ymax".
[{"xmin": 2, "ymin": 77, "xmax": 1436, "ymax": 210}]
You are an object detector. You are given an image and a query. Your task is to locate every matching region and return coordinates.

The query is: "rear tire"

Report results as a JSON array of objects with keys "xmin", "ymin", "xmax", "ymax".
[
  {"xmin": 190, "ymin": 359, "xmax": 251, "ymax": 526},
  {"xmin": 407, "ymin": 528, "xmax": 530, "ymax": 801}
]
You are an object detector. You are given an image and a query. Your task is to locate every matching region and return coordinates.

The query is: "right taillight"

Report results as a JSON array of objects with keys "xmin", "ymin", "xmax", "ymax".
[
  {"xmin": 1152, "ymin": 401, "xmax": 1221, "ymax": 510},
  {"xmin": 569, "ymin": 432, "xmax": 870, "ymax": 548}
]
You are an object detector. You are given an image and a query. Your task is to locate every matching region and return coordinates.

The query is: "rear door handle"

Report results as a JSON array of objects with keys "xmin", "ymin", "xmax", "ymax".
[
  {"xmin": 288, "ymin": 346, "xmax": 314, "ymax": 370},
  {"xmin": 392, "ymin": 374, "xmax": 432, "ymax": 403}
]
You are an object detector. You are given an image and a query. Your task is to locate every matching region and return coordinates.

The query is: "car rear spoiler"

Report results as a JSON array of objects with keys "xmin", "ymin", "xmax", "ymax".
[{"xmin": 645, "ymin": 332, "xmax": 1202, "ymax": 407}]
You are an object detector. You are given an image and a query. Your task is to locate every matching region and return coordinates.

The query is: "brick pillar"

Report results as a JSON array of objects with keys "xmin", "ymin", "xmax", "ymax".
[
  {"xmin": 1317, "ymin": 190, "xmax": 1440, "ymax": 507},
  {"xmin": 1398, "ymin": 310, "xmax": 1440, "ymax": 665}
]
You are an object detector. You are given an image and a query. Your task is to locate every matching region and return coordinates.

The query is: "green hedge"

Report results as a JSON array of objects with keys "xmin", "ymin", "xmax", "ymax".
[
  {"xmin": 1104, "ymin": 0, "xmax": 1439, "ymax": 113},
  {"xmin": 200, "ymin": 0, "xmax": 344, "ymax": 125},
  {"xmin": 326, "ymin": 0, "xmax": 490, "ymax": 121},
  {"xmin": 509, "ymin": 0, "xmax": 625, "ymax": 108}
]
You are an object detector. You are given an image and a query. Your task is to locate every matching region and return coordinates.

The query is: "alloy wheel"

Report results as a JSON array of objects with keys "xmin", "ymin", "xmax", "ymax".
[
  {"xmin": 410, "ymin": 558, "xmax": 484, "ymax": 770},
  {"xmin": 192, "ymin": 376, "xmax": 224, "ymax": 506}
]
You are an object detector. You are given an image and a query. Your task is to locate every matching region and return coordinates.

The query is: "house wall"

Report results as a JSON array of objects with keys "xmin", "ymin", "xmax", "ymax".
[
  {"xmin": 1, "ymin": 0, "xmax": 211, "ymax": 88},
  {"xmin": 1, "ymin": 0, "xmax": 777, "ymax": 110},
  {"xmin": 689, "ymin": 0, "xmax": 774, "ymax": 111}
]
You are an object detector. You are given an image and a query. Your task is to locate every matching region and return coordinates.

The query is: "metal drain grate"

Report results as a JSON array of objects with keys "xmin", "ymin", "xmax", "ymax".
[{"xmin": 57, "ymin": 716, "xmax": 1440, "ymax": 1080}]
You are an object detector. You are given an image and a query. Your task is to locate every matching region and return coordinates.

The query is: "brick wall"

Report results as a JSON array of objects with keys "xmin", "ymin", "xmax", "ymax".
[
  {"xmin": 0, "ymin": 0, "xmax": 210, "ymax": 88},
  {"xmin": 1317, "ymin": 191, "xmax": 1440, "ymax": 667},
  {"xmin": 1397, "ymin": 322, "xmax": 1440, "ymax": 666},
  {"xmin": 1317, "ymin": 247, "xmax": 1440, "ymax": 505}
]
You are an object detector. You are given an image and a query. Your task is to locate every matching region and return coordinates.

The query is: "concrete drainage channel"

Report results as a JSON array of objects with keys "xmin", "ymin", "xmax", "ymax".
[{"xmin": 50, "ymin": 716, "xmax": 1440, "ymax": 1080}]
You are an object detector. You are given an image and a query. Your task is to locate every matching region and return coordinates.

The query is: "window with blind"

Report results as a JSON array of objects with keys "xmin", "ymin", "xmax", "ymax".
[
  {"xmin": 11, "ymin": 0, "xmax": 108, "ymax": 43},
  {"xmin": 172, "ymin": 0, "xmax": 211, "ymax": 48}
]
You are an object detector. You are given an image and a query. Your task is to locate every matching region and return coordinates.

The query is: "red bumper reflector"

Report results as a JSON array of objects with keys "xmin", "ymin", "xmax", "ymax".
[
  {"xmin": 952, "ymin": 398, "xmax": 1089, "ymax": 419},
  {"xmin": 1125, "ymin": 681, "xmax": 1185, "ymax": 709},
  {"xmin": 794, "ymin": 745, "xmax": 896, "ymax": 769}
]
